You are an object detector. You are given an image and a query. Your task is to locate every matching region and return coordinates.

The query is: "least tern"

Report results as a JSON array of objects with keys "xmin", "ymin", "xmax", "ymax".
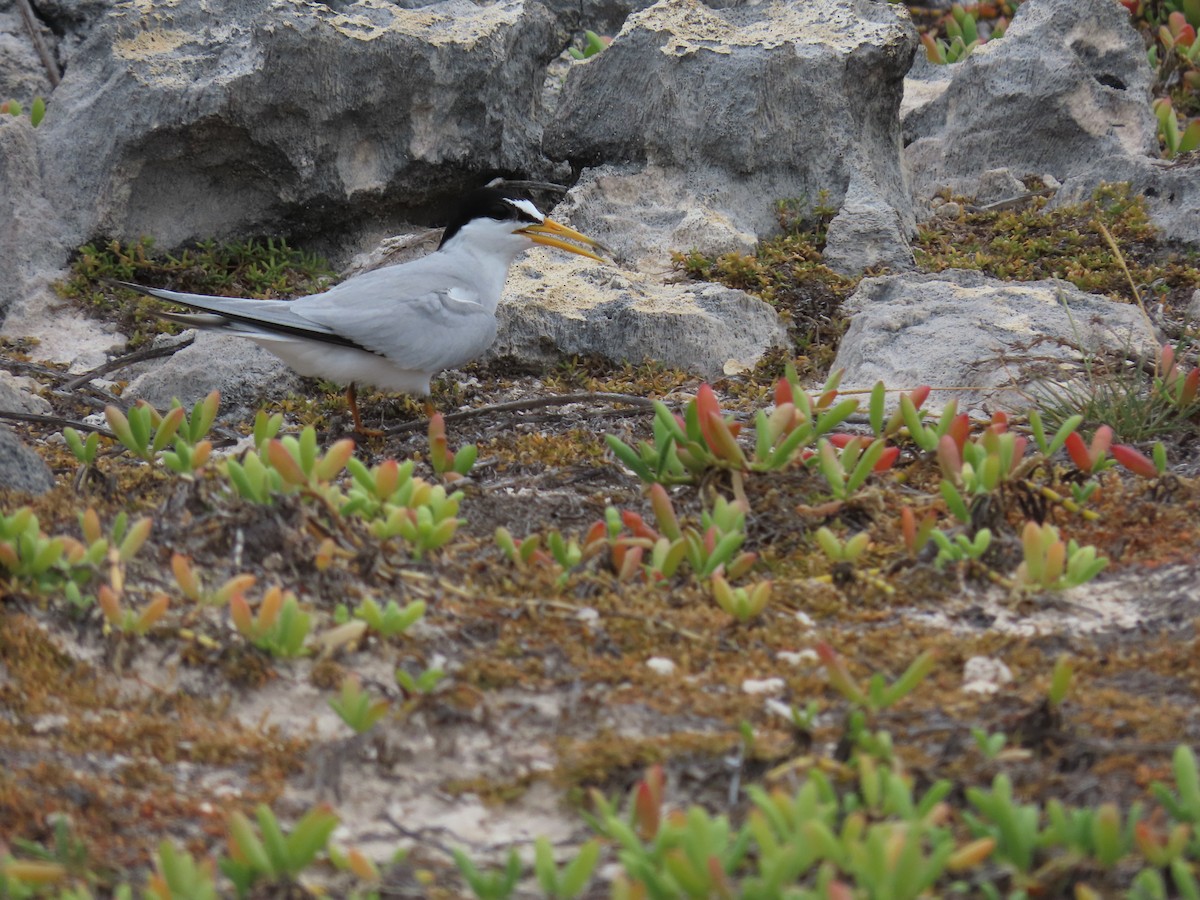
[{"xmin": 117, "ymin": 187, "xmax": 607, "ymax": 431}]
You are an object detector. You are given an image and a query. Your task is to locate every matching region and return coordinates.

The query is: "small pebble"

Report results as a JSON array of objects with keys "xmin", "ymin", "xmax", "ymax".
[
  {"xmin": 741, "ymin": 677, "xmax": 785, "ymax": 696},
  {"xmin": 962, "ymin": 656, "xmax": 1014, "ymax": 695},
  {"xmin": 646, "ymin": 657, "xmax": 676, "ymax": 676},
  {"xmin": 778, "ymin": 649, "xmax": 818, "ymax": 666},
  {"xmin": 31, "ymin": 714, "xmax": 69, "ymax": 734},
  {"xmin": 764, "ymin": 698, "xmax": 794, "ymax": 720}
]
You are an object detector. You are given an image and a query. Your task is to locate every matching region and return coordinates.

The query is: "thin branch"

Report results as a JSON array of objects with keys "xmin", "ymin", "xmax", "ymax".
[
  {"xmin": 382, "ymin": 391, "xmax": 658, "ymax": 436},
  {"xmin": 1, "ymin": 355, "xmax": 125, "ymax": 407},
  {"xmin": 0, "ymin": 409, "xmax": 115, "ymax": 438},
  {"xmin": 970, "ymin": 188, "xmax": 1054, "ymax": 213},
  {"xmin": 1, "ymin": 356, "xmax": 74, "ymax": 382},
  {"xmin": 59, "ymin": 336, "xmax": 194, "ymax": 392},
  {"xmin": 16, "ymin": 0, "xmax": 60, "ymax": 87}
]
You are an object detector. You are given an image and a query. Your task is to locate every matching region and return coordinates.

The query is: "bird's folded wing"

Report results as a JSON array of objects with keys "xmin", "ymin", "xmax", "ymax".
[
  {"xmin": 298, "ymin": 287, "xmax": 499, "ymax": 373},
  {"xmin": 123, "ymin": 279, "xmax": 498, "ymax": 372}
]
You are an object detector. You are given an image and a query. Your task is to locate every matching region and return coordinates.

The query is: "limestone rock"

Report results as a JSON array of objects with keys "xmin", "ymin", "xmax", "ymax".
[
  {"xmin": 823, "ymin": 176, "xmax": 915, "ymax": 274},
  {"xmin": 0, "ymin": 369, "xmax": 51, "ymax": 416},
  {"xmin": 905, "ymin": 0, "xmax": 1157, "ymax": 200},
  {"xmin": 0, "ymin": 425, "xmax": 54, "ymax": 494},
  {"xmin": 0, "ymin": 0, "xmax": 54, "ymax": 104},
  {"xmin": 33, "ymin": 0, "xmax": 570, "ymax": 256},
  {"xmin": 545, "ymin": 0, "xmax": 918, "ymax": 273},
  {"xmin": 1053, "ymin": 154, "xmax": 1200, "ymax": 248},
  {"xmin": 0, "ymin": 118, "xmax": 66, "ymax": 322},
  {"xmin": 123, "ymin": 331, "xmax": 300, "ymax": 422},
  {"xmin": 830, "ymin": 269, "xmax": 1158, "ymax": 413},
  {"xmin": 492, "ymin": 251, "xmax": 788, "ymax": 379}
]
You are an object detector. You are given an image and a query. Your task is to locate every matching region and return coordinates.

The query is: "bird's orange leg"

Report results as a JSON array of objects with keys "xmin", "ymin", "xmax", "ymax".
[{"xmin": 346, "ymin": 383, "xmax": 383, "ymax": 437}]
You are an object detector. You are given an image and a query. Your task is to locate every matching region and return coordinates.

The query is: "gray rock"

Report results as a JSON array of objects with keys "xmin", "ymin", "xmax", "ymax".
[
  {"xmin": 0, "ymin": 118, "xmax": 66, "ymax": 322},
  {"xmin": 823, "ymin": 176, "xmax": 915, "ymax": 274},
  {"xmin": 974, "ymin": 168, "xmax": 1029, "ymax": 206},
  {"xmin": 1, "ymin": 298, "xmax": 128, "ymax": 371},
  {"xmin": 493, "ymin": 252, "xmax": 788, "ymax": 378},
  {"xmin": 1188, "ymin": 289, "xmax": 1200, "ymax": 328},
  {"xmin": 830, "ymin": 269, "xmax": 1159, "ymax": 413},
  {"xmin": 33, "ymin": 0, "xmax": 570, "ymax": 257},
  {"xmin": 1052, "ymin": 154, "xmax": 1200, "ymax": 247},
  {"xmin": 0, "ymin": 116, "xmax": 98, "ymax": 370},
  {"xmin": 123, "ymin": 331, "xmax": 300, "ymax": 422},
  {"xmin": 0, "ymin": 369, "xmax": 50, "ymax": 415},
  {"xmin": 0, "ymin": 425, "xmax": 54, "ymax": 494},
  {"xmin": 540, "ymin": 0, "xmax": 652, "ymax": 44},
  {"xmin": 550, "ymin": 164, "xmax": 761, "ymax": 272},
  {"xmin": 905, "ymin": 0, "xmax": 1157, "ymax": 200},
  {"xmin": 901, "ymin": 53, "xmax": 954, "ymax": 142},
  {"xmin": 545, "ymin": 0, "xmax": 918, "ymax": 273}
]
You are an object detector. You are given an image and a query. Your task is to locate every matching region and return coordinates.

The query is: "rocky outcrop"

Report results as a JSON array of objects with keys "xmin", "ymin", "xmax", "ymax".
[
  {"xmin": 0, "ymin": 426, "xmax": 54, "ymax": 494},
  {"xmin": 492, "ymin": 252, "xmax": 788, "ymax": 378},
  {"xmin": 545, "ymin": 0, "xmax": 919, "ymax": 274},
  {"xmin": 1052, "ymin": 154, "xmax": 1200, "ymax": 247},
  {"xmin": 0, "ymin": 119, "xmax": 61, "ymax": 321},
  {"xmin": 33, "ymin": 0, "xmax": 571, "ymax": 255},
  {"xmin": 904, "ymin": 0, "xmax": 1157, "ymax": 201},
  {"xmin": 830, "ymin": 269, "xmax": 1159, "ymax": 413}
]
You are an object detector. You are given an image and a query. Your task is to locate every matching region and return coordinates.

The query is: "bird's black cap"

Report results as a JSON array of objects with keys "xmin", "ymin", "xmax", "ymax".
[{"xmin": 438, "ymin": 187, "xmax": 543, "ymax": 248}]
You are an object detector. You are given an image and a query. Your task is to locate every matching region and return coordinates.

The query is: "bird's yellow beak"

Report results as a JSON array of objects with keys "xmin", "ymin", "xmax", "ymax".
[{"xmin": 518, "ymin": 218, "xmax": 609, "ymax": 261}]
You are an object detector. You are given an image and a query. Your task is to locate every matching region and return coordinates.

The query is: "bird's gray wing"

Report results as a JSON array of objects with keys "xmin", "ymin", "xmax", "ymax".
[
  {"xmin": 120, "ymin": 270, "xmax": 499, "ymax": 372},
  {"xmin": 293, "ymin": 270, "xmax": 499, "ymax": 373},
  {"xmin": 115, "ymin": 282, "xmax": 366, "ymax": 350}
]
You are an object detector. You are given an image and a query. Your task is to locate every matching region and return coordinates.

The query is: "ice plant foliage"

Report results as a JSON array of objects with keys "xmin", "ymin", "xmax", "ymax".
[
  {"xmin": 710, "ymin": 573, "xmax": 772, "ymax": 623},
  {"xmin": 606, "ymin": 368, "xmax": 870, "ymax": 486},
  {"xmin": 352, "ymin": 596, "xmax": 426, "ymax": 639},
  {"xmin": 428, "ymin": 411, "xmax": 477, "ymax": 480},
  {"xmin": 171, "ymin": 553, "xmax": 255, "ymax": 607},
  {"xmin": 1064, "ymin": 425, "xmax": 1117, "ymax": 475},
  {"xmin": 220, "ymin": 804, "xmax": 339, "ymax": 897},
  {"xmin": 1014, "ymin": 521, "xmax": 1108, "ymax": 592},
  {"xmin": 1112, "ymin": 442, "xmax": 1167, "ymax": 478},
  {"xmin": 931, "ymin": 528, "xmax": 992, "ymax": 570},
  {"xmin": 102, "ymin": 391, "xmax": 219, "ymax": 476},
  {"xmin": 816, "ymin": 643, "xmax": 937, "ymax": 714},
  {"xmin": 328, "ymin": 675, "xmax": 390, "ymax": 735},
  {"xmin": 817, "ymin": 436, "xmax": 897, "ymax": 500},
  {"xmin": 63, "ymin": 427, "xmax": 100, "ymax": 467},
  {"xmin": 341, "ymin": 457, "xmax": 464, "ymax": 557},
  {"xmin": 938, "ymin": 426, "xmax": 1028, "ymax": 524},
  {"xmin": 229, "ymin": 586, "xmax": 312, "ymax": 657},
  {"xmin": 815, "ymin": 527, "xmax": 870, "ymax": 565}
]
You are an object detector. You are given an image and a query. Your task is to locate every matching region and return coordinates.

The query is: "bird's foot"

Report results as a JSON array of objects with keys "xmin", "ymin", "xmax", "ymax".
[{"xmin": 346, "ymin": 383, "xmax": 385, "ymax": 437}]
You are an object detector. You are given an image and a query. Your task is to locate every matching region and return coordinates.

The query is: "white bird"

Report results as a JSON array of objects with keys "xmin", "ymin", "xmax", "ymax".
[{"xmin": 117, "ymin": 186, "xmax": 607, "ymax": 432}]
